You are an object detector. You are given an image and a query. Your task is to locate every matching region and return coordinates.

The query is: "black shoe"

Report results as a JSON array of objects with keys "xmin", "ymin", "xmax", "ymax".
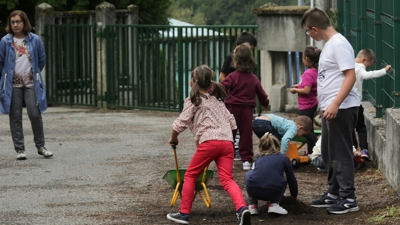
[
  {"xmin": 167, "ymin": 212, "xmax": 189, "ymax": 224},
  {"xmin": 236, "ymin": 207, "xmax": 251, "ymax": 225},
  {"xmin": 327, "ymin": 198, "xmax": 359, "ymax": 214},
  {"xmin": 311, "ymin": 193, "xmax": 339, "ymax": 208}
]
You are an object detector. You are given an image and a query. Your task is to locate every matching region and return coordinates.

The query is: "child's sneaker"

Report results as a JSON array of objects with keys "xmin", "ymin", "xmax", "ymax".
[
  {"xmin": 167, "ymin": 212, "xmax": 189, "ymax": 224},
  {"xmin": 311, "ymin": 193, "xmax": 339, "ymax": 207},
  {"xmin": 236, "ymin": 207, "xmax": 251, "ymax": 225},
  {"xmin": 361, "ymin": 149, "xmax": 370, "ymax": 161},
  {"xmin": 248, "ymin": 204, "xmax": 258, "ymax": 215},
  {"xmin": 326, "ymin": 198, "xmax": 359, "ymax": 214},
  {"xmin": 243, "ymin": 161, "xmax": 251, "ymax": 170},
  {"xmin": 268, "ymin": 203, "xmax": 288, "ymax": 215}
]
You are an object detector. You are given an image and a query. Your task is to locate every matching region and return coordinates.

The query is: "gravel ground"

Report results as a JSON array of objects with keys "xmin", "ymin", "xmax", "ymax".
[{"xmin": 0, "ymin": 108, "xmax": 398, "ymax": 225}]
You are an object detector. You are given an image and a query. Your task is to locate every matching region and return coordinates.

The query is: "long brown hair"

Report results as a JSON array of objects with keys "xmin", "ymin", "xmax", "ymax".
[
  {"xmin": 190, "ymin": 65, "xmax": 227, "ymax": 106},
  {"xmin": 232, "ymin": 43, "xmax": 256, "ymax": 72},
  {"xmin": 258, "ymin": 132, "xmax": 281, "ymax": 156},
  {"xmin": 6, "ymin": 10, "xmax": 32, "ymax": 34}
]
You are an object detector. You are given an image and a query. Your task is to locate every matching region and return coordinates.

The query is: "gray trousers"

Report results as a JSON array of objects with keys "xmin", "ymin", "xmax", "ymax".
[
  {"xmin": 9, "ymin": 86, "xmax": 45, "ymax": 151},
  {"xmin": 321, "ymin": 107, "xmax": 358, "ymax": 199}
]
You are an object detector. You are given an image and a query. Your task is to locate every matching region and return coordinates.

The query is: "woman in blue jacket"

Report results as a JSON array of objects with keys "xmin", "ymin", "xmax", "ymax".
[{"xmin": 0, "ymin": 10, "xmax": 52, "ymax": 160}]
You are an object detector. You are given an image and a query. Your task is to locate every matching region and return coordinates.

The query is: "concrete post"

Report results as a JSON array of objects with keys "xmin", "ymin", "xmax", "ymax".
[
  {"xmin": 96, "ymin": 2, "xmax": 116, "ymax": 109},
  {"xmin": 127, "ymin": 4, "xmax": 139, "ymax": 24},
  {"xmin": 35, "ymin": 3, "xmax": 54, "ymax": 85}
]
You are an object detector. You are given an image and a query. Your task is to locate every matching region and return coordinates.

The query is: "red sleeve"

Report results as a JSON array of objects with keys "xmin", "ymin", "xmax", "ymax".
[{"xmin": 254, "ymin": 77, "xmax": 269, "ymax": 107}]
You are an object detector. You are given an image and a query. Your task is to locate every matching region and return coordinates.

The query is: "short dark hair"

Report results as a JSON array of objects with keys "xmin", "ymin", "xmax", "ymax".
[
  {"xmin": 294, "ymin": 115, "xmax": 313, "ymax": 133},
  {"xmin": 301, "ymin": 7, "xmax": 331, "ymax": 30},
  {"xmin": 236, "ymin": 31, "xmax": 257, "ymax": 47},
  {"xmin": 232, "ymin": 43, "xmax": 256, "ymax": 72},
  {"xmin": 357, "ymin": 49, "xmax": 376, "ymax": 63},
  {"xmin": 6, "ymin": 10, "xmax": 32, "ymax": 34}
]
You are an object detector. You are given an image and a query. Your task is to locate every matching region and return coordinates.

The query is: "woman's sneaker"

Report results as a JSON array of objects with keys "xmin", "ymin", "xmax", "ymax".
[
  {"xmin": 248, "ymin": 204, "xmax": 259, "ymax": 215},
  {"xmin": 268, "ymin": 203, "xmax": 288, "ymax": 215},
  {"xmin": 166, "ymin": 212, "xmax": 189, "ymax": 224},
  {"xmin": 38, "ymin": 147, "xmax": 53, "ymax": 158},
  {"xmin": 16, "ymin": 151, "xmax": 26, "ymax": 160}
]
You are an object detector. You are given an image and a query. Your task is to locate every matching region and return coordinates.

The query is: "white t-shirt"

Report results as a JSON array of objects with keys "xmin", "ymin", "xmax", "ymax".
[
  {"xmin": 317, "ymin": 33, "xmax": 360, "ymax": 110},
  {"xmin": 13, "ymin": 37, "xmax": 33, "ymax": 87}
]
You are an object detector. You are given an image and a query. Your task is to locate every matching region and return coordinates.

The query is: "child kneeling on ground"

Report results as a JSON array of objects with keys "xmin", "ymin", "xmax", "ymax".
[
  {"xmin": 310, "ymin": 136, "xmax": 371, "ymax": 171},
  {"xmin": 252, "ymin": 114, "xmax": 312, "ymax": 155},
  {"xmin": 245, "ymin": 132, "xmax": 298, "ymax": 215}
]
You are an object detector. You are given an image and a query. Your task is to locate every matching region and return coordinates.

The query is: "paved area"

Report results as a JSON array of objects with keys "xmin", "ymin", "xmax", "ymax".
[{"xmin": 0, "ymin": 107, "xmax": 185, "ymax": 225}]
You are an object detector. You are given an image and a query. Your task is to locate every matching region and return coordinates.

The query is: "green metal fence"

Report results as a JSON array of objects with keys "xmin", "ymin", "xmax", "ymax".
[
  {"xmin": 104, "ymin": 25, "xmax": 259, "ymax": 112},
  {"xmin": 44, "ymin": 24, "xmax": 97, "ymax": 107},
  {"xmin": 338, "ymin": 0, "xmax": 400, "ymax": 117}
]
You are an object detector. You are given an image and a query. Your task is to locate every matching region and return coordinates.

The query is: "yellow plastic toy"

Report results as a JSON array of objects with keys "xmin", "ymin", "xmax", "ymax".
[
  {"xmin": 288, "ymin": 130, "xmax": 322, "ymax": 168},
  {"xmin": 163, "ymin": 146, "xmax": 214, "ymax": 208}
]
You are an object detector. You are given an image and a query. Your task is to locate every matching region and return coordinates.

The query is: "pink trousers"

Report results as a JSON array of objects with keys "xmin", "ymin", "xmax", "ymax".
[{"xmin": 180, "ymin": 140, "xmax": 247, "ymax": 214}]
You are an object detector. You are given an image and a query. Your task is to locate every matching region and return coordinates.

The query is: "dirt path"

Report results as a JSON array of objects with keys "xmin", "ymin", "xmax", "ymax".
[{"xmin": 0, "ymin": 109, "xmax": 398, "ymax": 225}]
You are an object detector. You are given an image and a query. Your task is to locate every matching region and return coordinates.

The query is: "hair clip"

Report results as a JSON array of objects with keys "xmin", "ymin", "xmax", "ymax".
[{"xmin": 262, "ymin": 132, "xmax": 272, "ymax": 138}]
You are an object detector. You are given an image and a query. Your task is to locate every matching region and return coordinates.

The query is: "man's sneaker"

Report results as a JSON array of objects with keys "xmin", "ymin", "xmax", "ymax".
[
  {"xmin": 243, "ymin": 161, "xmax": 251, "ymax": 170},
  {"xmin": 17, "ymin": 151, "xmax": 26, "ymax": 160},
  {"xmin": 236, "ymin": 207, "xmax": 251, "ymax": 225},
  {"xmin": 311, "ymin": 193, "xmax": 339, "ymax": 207},
  {"xmin": 326, "ymin": 198, "xmax": 359, "ymax": 214},
  {"xmin": 166, "ymin": 212, "xmax": 189, "ymax": 224},
  {"xmin": 38, "ymin": 147, "xmax": 53, "ymax": 158},
  {"xmin": 268, "ymin": 203, "xmax": 288, "ymax": 215},
  {"xmin": 361, "ymin": 149, "xmax": 370, "ymax": 161},
  {"xmin": 248, "ymin": 204, "xmax": 258, "ymax": 215}
]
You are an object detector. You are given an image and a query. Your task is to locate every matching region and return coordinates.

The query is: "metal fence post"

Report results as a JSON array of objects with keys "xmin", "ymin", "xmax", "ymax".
[
  {"xmin": 374, "ymin": 0, "xmax": 383, "ymax": 117},
  {"xmin": 393, "ymin": 1, "xmax": 400, "ymax": 108}
]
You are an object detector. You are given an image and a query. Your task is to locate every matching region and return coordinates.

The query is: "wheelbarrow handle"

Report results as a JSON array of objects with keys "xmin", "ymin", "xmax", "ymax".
[{"xmin": 172, "ymin": 146, "xmax": 181, "ymax": 183}]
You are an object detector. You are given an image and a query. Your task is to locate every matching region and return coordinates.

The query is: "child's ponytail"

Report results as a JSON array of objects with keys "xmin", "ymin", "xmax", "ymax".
[
  {"xmin": 209, "ymin": 81, "xmax": 227, "ymax": 101},
  {"xmin": 304, "ymin": 45, "xmax": 321, "ymax": 68},
  {"xmin": 258, "ymin": 132, "xmax": 281, "ymax": 156},
  {"xmin": 190, "ymin": 65, "xmax": 218, "ymax": 106}
]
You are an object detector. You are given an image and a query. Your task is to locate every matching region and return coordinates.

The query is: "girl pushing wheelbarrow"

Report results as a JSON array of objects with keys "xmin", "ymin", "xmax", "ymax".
[{"xmin": 166, "ymin": 65, "xmax": 251, "ymax": 225}]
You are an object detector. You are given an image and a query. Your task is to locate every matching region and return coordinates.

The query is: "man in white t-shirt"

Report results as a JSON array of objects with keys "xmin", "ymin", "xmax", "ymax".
[{"xmin": 301, "ymin": 7, "xmax": 361, "ymax": 215}]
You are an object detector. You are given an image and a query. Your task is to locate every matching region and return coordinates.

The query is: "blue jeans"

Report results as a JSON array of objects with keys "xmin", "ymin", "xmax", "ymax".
[
  {"xmin": 252, "ymin": 119, "xmax": 282, "ymax": 140},
  {"xmin": 9, "ymin": 86, "xmax": 45, "ymax": 151}
]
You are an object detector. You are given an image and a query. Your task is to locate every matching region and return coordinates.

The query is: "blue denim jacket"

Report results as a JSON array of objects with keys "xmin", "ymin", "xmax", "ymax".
[{"xmin": 0, "ymin": 32, "xmax": 47, "ymax": 114}]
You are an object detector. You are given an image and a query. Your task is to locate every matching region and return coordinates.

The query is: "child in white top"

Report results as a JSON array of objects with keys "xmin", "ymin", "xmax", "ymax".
[
  {"xmin": 352, "ymin": 49, "xmax": 391, "ymax": 152},
  {"xmin": 167, "ymin": 65, "xmax": 251, "ymax": 225}
]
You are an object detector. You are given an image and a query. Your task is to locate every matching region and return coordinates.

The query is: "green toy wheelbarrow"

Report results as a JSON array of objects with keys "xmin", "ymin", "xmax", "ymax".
[{"xmin": 163, "ymin": 146, "xmax": 214, "ymax": 208}]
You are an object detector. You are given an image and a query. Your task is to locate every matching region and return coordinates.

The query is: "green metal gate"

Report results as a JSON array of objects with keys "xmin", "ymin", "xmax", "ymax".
[
  {"xmin": 44, "ymin": 24, "xmax": 97, "ymax": 107},
  {"xmin": 338, "ymin": 0, "xmax": 400, "ymax": 117},
  {"xmin": 104, "ymin": 25, "xmax": 259, "ymax": 112}
]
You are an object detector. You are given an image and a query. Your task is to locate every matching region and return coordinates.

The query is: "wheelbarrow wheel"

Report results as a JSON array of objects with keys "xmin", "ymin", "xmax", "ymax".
[{"xmin": 292, "ymin": 158, "xmax": 300, "ymax": 169}]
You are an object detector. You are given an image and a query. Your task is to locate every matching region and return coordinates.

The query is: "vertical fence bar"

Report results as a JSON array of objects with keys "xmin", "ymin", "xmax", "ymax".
[
  {"xmin": 374, "ymin": 0, "xmax": 383, "ymax": 117},
  {"xmin": 177, "ymin": 27, "xmax": 184, "ymax": 111},
  {"xmin": 393, "ymin": 0, "xmax": 400, "ymax": 107}
]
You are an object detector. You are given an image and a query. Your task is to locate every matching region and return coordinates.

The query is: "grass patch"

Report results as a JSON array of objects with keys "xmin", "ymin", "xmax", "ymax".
[{"xmin": 368, "ymin": 205, "xmax": 400, "ymax": 223}]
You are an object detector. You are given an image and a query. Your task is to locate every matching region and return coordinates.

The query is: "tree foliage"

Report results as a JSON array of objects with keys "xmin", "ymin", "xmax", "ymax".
[
  {"xmin": 0, "ymin": 0, "xmax": 171, "ymax": 37},
  {"xmin": 168, "ymin": 0, "xmax": 311, "ymax": 25}
]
